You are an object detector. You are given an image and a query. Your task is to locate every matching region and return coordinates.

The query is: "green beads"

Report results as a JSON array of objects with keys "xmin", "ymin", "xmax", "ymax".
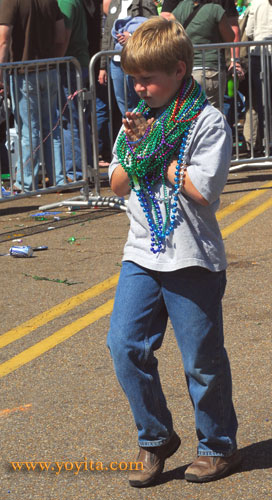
[
  {"xmin": 116, "ymin": 77, "xmax": 208, "ymax": 253},
  {"xmin": 117, "ymin": 77, "xmax": 207, "ymax": 188}
]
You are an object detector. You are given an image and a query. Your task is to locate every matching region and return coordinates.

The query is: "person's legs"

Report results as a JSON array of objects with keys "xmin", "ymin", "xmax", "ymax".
[
  {"xmin": 251, "ymin": 55, "xmax": 265, "ymax": 150},
  {"xmin": 193, "ymin": 69, "xmax": 226, "ymax": 112},
  {"xmin": 263, "ymin": 53, "xmax": 272, "ymax": 151},
  {"xmin": 10, "ymin": 73, "xmax": 41, "ymax": 191},
  {"xmin": 38, "ymin": 69, "xmax": 64, "ymax": 186},
  {"xmin": 125, "ymin": 73, "xmax": 140, "ymax": 111},
  {"xmin": 161, "ymin": 266, "xmax": 238, "ymax": 458},
  {"xmin": 107, "ymin": 261, "xmax": 181, "ymax": 487},
  {"xmin": 81, "ymin": 66, "xmax": 92, "ymax": 169},
  {"xmin": 60, "ymin": 66, "xmax": 91, "ymax": 180},
  {"xmin": 96, "ymin": 81, "xmax": 111, "ymax": 161},
  {"xmin": 110, "ymin": 59, "xmax": 126, "ymax": 117},
  {"xmin": 11, "ymin": 70, "xmax": 65, "ymax": 190},
  {"xmin": 107, "ymin": 261, "xmax": 173, "ymax": 446},
  {"xmin": 110, "ymin": 60, "xmax": 139, "ymax": 116},
  {"xmin": 241, "ymin": 75, "xmax": 259, "ymax": 152}
]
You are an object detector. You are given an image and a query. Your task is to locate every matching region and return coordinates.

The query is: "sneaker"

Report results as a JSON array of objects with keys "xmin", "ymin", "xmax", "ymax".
[
  {"xmin": 128, "ymin": 431, "xmax": 181, "ymax": 488},
  {"xmin": 185, "ymin": 451, "xmax": 242, "ymax": 483}
]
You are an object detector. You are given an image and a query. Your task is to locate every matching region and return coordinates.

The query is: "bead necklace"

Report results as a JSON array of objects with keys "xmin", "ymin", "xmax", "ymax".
[{"xmin": 117, "ymin": 77, "xmax": 207, "ymax": 253}]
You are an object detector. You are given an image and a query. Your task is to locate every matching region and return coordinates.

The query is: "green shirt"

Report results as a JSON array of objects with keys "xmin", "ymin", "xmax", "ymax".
[
  {"xmin": 57, "ymin": 0, "xmax": 89, "ymax": 67},
  {"xmin": 173, "ymin": 0, "xmax": 226, "ymax": 68}
]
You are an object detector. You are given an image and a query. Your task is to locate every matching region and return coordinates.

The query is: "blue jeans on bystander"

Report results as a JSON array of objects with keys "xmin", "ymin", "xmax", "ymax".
[
  {"xmin": 11, "ymin": 69, "xmax": 64, "ymax": 191},
  {"xmin": 60, "ymin": 66, "xmax": 92, "ymax": 180},
  {"xmin": 96, "ymin": 81, "xmax": 111, "ymax": 160},
  {"xmin": 110, "ymin": 60, "xmax": 139, "ymax": 117}
]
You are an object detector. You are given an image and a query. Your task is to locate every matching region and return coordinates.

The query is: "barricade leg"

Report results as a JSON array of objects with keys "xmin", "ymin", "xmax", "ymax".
[
  {"xmin": 60, "ymin": 65, "xmax": 92, "ymax": 181},
  {"xmin": 40, "ymin": 69, "xmax": 64, "ymax": 187}
]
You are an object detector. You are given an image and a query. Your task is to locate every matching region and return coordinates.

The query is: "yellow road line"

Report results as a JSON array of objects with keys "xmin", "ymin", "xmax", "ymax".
[
  {"xmin": 1, "ymin": 188, "xmax": 272, "ymax": 379},
  {"xmin": 1, "ymin": 181, "xmax": 270, "ymax": 351},
  {"xmin": 0, "ymin": 273, "xmax": 119, "ymax": 349},
  {"xmin": 221, "ymin": 196, "xmax": 272, "ymax": 238},
  {"xmin": 0, "ymin": 299, "xmax": 114, "ymax": 379},
  {"xmin": 217, "ymin": 180, "xmax": 272, "ymax": 221}
]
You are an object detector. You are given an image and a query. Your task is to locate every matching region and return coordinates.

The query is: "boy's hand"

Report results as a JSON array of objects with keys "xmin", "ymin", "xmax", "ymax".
[{"xmin": 123, "ymin": 112, "xmax": 154, "ymax": 142}]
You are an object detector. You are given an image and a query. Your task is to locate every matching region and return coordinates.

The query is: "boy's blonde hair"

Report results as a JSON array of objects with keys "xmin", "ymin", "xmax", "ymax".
[{"xmin": 121, "ymin": 17, "xmax": 193, "ymax": 78}]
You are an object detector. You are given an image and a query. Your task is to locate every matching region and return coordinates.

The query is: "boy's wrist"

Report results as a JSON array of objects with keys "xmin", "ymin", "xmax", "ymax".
[
  {"xmin": 167, "ymin": 158, "xmax": 187, "ymax": 192},
  {"xmin": 167, "ymin": 158, "xmax": 178, "ymax": 185},
  {"xmin": 179, "ymin": 164, "xmax": 187, "ymax": 192}
]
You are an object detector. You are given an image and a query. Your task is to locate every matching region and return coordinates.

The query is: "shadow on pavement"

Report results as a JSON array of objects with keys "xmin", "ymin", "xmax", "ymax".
[
  {"xmin": 0, "ymin": 204, "xmax": 41, "ymax": 216},
  {"xmin": 239, "ymin": 439, "xmax": 272, "ymax": 470},
  {"xmin": 0, "ymin": 209, "xmax": 118, "ymax": 243},
  {"xmin": 226, "ymin": 172, "xmax": 272, "ymax": 190},
  {"xmin": 152, "ymin": 438, "xmax": 272, "ymax": 487}
]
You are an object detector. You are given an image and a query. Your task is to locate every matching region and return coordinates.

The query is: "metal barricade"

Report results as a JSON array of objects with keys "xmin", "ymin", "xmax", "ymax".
[
  {"xmin": 0, "ymin": 55, "xmax": 126, "ymax": 211},
  {"xmin": 0, "ymin": 56, "xmax": 91, "ymax": 205},
  {"xmin": 1, "ymin": 42, "xmax": 271, "ymax": 208},
  {"xmin": 193, "ymin": 40, "xmax": 272, "ymax": 171},
  {"xmin": 89, "ymin": 41, "xmax": 272, "ymax": 190}
]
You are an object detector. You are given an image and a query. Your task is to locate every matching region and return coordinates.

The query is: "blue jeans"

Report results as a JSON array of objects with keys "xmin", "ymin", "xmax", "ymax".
[
  {"xmin": 11, "ymin": 70, "xmax": 64, "ymax": 191},
  {"xmin": 96, "ymin": 82, "xmax": 111, "ymax": 158},
  {"xmin": 60, "ymin": 66, "xmax": 92, "ymax": 180},
  {"xmin": 107, "ymin": 261, "xmax": 238, "ymax": 456},
  {"xmin": 110, "ymin": 60, "xmax": 139, "ymax": 116}
]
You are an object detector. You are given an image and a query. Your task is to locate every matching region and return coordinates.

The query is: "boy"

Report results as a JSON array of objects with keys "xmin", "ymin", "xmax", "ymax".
[{"xmin": 107, "ymin": 16, "xmax": 241, "ymax": 488}]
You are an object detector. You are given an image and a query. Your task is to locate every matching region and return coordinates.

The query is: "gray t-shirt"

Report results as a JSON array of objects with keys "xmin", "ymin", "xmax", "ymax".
[{"xmin": 109, "ymin": 103, "xmax": 232, "ymax": 272}]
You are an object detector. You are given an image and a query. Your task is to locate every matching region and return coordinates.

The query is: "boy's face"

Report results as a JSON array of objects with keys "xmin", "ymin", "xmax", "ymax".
[{"xmin": 130, "ymin": 61, "xmax": 186, "ymax": 108}]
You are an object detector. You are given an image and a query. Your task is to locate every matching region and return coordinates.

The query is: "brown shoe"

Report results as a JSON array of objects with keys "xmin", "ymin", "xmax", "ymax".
[
  {"xmin": 128, "ymin": 431, "xmax": 181, "ymax": 488},
  {"xmin": 185, "ymin": 451, "xmax": 242, "ymax": 483}
]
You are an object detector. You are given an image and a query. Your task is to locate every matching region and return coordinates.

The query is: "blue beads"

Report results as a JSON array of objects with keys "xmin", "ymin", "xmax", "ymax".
[{"xmin": 123, "ymin": 81, "xmax": 207, "ymax": 254}]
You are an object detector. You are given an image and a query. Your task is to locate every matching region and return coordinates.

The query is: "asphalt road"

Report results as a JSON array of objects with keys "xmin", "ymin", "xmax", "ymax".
[{"xmin": 1, "ymin": 167, "xmax": 272, "ymax": 500}]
